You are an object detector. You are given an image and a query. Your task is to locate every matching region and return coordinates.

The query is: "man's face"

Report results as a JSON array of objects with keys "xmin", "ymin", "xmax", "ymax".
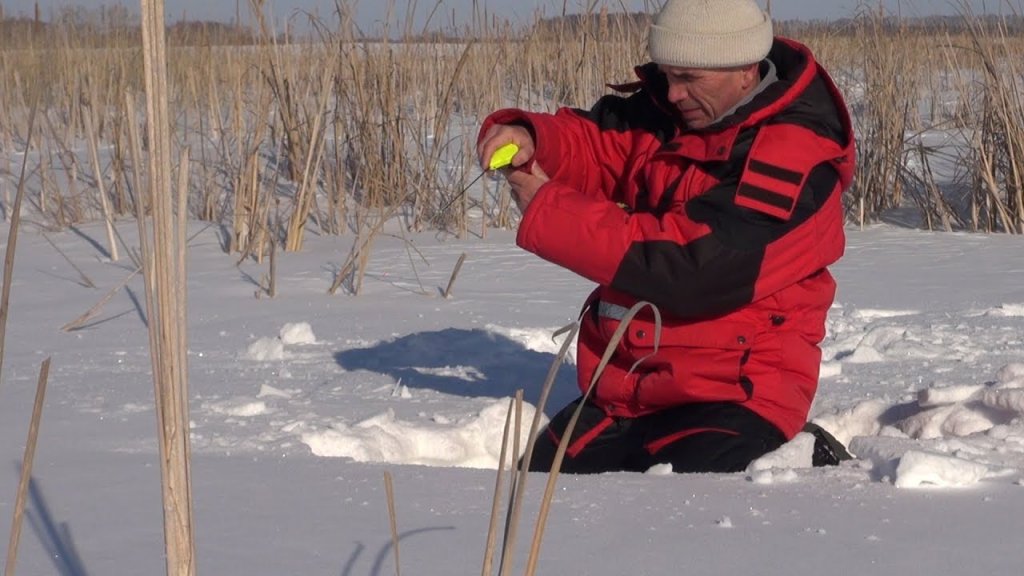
[{"xmin": 658, "ymin": 63, "xmax": 760, "ymax": 129}]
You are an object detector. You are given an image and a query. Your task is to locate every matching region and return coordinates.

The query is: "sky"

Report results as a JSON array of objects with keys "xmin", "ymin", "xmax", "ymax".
[{"xmin": 9, "ymin": 0, "xmax": 1010, "ymax": 29}]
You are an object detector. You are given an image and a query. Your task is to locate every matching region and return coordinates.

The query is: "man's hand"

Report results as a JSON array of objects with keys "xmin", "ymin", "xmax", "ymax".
[
  {"xmin": 478, "ymin": 123, "xmax": 549, "ymax": 213},
  {"xmin": 505, "ymin": 162, "xmax": 549, "ymax": 213},
  {"xmin": 477, "ymin": 124, "xmax": 535, "ymax": 170}
]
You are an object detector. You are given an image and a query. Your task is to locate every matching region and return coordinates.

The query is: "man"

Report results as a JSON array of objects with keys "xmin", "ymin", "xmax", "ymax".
[{"xmin": 477, "ymin": 0, "xmax": 855, "ymax": 473}]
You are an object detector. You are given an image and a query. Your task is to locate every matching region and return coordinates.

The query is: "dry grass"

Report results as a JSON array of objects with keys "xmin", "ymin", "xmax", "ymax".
[{"xmin": 2, "ymin": 1, "xmax": 1024, "ymax": 250}]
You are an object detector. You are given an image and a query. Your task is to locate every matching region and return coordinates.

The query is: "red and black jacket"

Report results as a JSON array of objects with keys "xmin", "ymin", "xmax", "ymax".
[{"xmin": 479, "ymin": 38, "xmax": 855, "ymax": 439}]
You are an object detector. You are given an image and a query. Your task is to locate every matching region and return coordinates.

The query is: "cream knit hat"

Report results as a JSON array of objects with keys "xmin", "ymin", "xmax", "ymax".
[{"xmin": 649, "ymin": 0, "xmax": 773, "ymax": 68}]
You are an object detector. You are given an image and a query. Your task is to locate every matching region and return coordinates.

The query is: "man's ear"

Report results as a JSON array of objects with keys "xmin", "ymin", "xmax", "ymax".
[{"xmin": 742, "ymin": 63, "xmax": 760, "ymax": 89}]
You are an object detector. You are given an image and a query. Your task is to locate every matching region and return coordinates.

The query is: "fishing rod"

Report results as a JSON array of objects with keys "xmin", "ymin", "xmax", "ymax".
[{"xmin": 439, "ymin": 143, "xmax": 520, "ymax": 213}]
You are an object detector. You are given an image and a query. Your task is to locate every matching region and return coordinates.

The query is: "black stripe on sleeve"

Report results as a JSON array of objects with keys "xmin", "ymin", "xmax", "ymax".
[
  {"xmin": 748, "ymin": 159, "xmax": 804, "ymax": 185},
  {"xmin": 736, "ymin": 182, "xmax": 796, "ymax": 212}
]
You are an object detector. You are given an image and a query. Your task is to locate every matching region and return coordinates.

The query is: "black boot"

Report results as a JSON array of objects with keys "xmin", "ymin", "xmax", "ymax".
[{"xmin": 802, "ymin": 422, "xmax": 853, "ymax": 467}]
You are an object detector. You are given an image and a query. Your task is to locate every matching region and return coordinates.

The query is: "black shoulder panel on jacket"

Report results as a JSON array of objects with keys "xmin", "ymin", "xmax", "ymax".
[
  {"xmin": 609, "ymin": 163, "xmax": 840, "ymax": 319},
  {"xmin": 770, "ymin": 75, "xmax": 847, "ymax": 146},
  {"xmin": 610, "ymin": 236, "xmax": 762, "ymax": 320},
  {"xmin": 570, "ymin": 65, "xmax": 676, "ymax": 144},
  {"xmin": 688, "ymin": 162, "xmax": 841, "ymax": 251}
]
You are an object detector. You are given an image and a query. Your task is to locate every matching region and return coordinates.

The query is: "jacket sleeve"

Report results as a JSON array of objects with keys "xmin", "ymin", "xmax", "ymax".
[
  {"xmin": 516, "ymin": 123, "xmax": 849, "ymax": 320},
  {"xmin": 479, "ymin": 91, "xmax": 672, "ymax": 203}
]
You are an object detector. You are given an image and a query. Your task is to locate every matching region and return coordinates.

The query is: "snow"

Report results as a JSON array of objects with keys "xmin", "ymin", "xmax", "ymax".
[{"xmin": 1, "ymin": 222, "xmax": 1024, "ymax": 574}]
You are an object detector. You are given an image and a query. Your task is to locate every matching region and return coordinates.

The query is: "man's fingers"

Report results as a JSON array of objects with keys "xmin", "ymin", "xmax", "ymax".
[{"xmin": 478, "ymin": 125, "xmax": 534, "ymax": 170}]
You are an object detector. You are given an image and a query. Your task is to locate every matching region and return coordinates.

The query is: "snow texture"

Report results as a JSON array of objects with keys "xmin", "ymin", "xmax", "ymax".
[{"xmin": 1, "ymin": 222, "xmax": 1023, "ymax": 575}]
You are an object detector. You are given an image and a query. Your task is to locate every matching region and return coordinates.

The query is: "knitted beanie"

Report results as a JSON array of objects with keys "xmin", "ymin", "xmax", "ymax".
[{"xmin": 649, "ymin": 0, "xmax": 773, "ymax": 68}]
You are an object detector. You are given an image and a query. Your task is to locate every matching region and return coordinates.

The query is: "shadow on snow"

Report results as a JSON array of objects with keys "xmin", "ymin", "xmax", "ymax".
[
  {"xmin": 22, "ymin": 476, "xmax": 91, "ymax": 576},
  {"xmin": 334, "ymin": 328, "xmax": 578, "ymax": 416}
]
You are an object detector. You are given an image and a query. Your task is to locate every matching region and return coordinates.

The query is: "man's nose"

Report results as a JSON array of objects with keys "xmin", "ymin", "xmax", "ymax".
[{"xmin": 668, "ymin": 83, "xmax": 688, "ymax": 103}]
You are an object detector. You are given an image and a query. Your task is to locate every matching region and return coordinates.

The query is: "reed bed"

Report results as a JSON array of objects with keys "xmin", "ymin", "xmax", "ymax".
[{"xmin": 2, "ymin": 1, "xmax": 1024, "ymax": 260}]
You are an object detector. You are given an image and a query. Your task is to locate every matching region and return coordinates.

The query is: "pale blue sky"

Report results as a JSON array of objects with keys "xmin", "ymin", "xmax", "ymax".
[{"xmin": 8, "ymin": 1, "xmax": 1002, "ymax": 29}]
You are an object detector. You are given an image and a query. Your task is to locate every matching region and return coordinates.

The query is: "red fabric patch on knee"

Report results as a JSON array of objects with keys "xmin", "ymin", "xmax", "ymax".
[
  {"xmin": 645, "ymin": 427, "xmax": 739, "ymax": 455},
  {"xmin": 566, "ymin": 416, "xmax": 615, "ymax": 458}
]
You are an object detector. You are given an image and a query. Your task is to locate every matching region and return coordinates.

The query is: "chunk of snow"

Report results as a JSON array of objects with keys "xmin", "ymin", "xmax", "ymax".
[
  {"xmin": 995, "ymin": 363, "xmax": 1024, "ymax": 388},
  {"xmin": 208, "ymin": 399, "xmax": 269, "ymax": 418},
  {"xmin": 985, "ymin": 303, "xmax": 1024, "ymax": 317},
  {"xmin": 245, "ymin": 337, "xmax": 285, "ymax": 361},
  {"xmin": 258, "ymin": 384, "xmax": 293, "ymax": 399},
  {"xmin": 280, "ymin": 322, "xmax": 317, "ymax": 345},
  {"xmin": 894, "ymin": 450, "xmax": 990, "ymax": 488},
  {"xmin": 747, "ymin": 432, "xmax": 815, "ymax": 472},
  {"xmin": 917, "ymin": 384, "xmax": 985, "ymax": 407},
  {"xmin": 981, "ymin": 388, "xmax": 1024, "ymax": 414},
  {"xmin": 300, "ymin": 399, "xmax": 544, "ymax": 469},
  {"xmin": 645, "ymin": 463, "xmax": 674, "ymax": 476}
]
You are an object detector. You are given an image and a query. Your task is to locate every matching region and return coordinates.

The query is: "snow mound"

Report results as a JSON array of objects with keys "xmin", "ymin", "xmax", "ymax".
[
  {"xmin": 485, "ymin": 324, "xmax": 577, "ymax": 363},
  {"xmin": 815, "ymin": 364, "xmax": 1024, "ymax": 488},
  {"xmin": 206, "ymin": 398, "xmax": 270, "ymax": 418},
  {"xmin": 747, "ymin": 432, "xmax": 815, "ymax": 472},
  {"xmin": 245, "ymin": 337, "xmax": 285, "ymax": 361},
  {"xmin": 996, "ymin": 363, "xmax": 1024, "ymax": 387},
  {"xmin": 985, "ymin": 303, "xmax": 1024, "ymax": 317},
  {"xmin": 894, "ymin": 451, "xmax": 990, "ymax": 488},
  {"xmin": 244, "ymin": 323, "xmax": 317, "ymax": 361},
  {"xmin": 280, "ymin": 322, "xmax": 317, "ymax": 345},
  {"xmin": 300, "ymin": 399, "xmax": 543, "ymax": 469}
]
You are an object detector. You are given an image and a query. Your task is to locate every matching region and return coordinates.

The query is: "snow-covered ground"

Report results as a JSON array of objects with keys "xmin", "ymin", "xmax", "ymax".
[{"xmin": 1, "ymin": 221, "xmax": 1023, "ymax": 574}]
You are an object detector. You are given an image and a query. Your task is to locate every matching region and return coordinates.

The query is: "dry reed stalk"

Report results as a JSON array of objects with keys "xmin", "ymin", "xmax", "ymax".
[
  {"xmin": 250, "ymin": 0, "xmax": 310, "ymax": 185},
  {"xmin": 495, "ymin": 393, "xmax": 524, "ymax": 576},
  {"xmin": 353, "ymin": 223, "xmax": 377, "ymax": 296},
  {"xmin": 495, "ymin": 323, "xmax": 578, "ymax": 576},
  {"xmin": 509, "ymin": 391, "xmax": 523, "ymax": 492},
  {"xmin": 22, "ymin": 5, "xmax": 1024, "ymax": 239},
  {"xmin": 525, "ymin": 304, "xmax": 659, "ymax": 576},
  {"xmin": 233, "ymin": 151, "xmax": 261, "ymax": 255},
  {"xmin": 37, "ymin": 141, "xmax": 51, "ymax": 216},
  {"xmin": 3, "ymin": 357, "xmax": 51, "ymax": 576},
  {"xmin": 224, "ymin": 50, "xmax": 275, "ymax": 256},
  {"xmin": 952, "ymin": 8, "xmax": 1024, "ymax": 233},
  {"xmin": 268, "ymin": 234, "xmax": 277, "ymax": 297},
  {"xmin": 0, "ymin": 101, "xmax": 38, "ymax": 389},
  {"xmin": 905, "ymin": 143, "xmax": 961, "ymax": 232},
  {"xmin": 140, "ymin": 0, "xmax": 196, "ymax": 574},
  {"xmin": 848, "ymin": 9, "xmax": 918, "ymax": 225},
  {"xmin": 83, "ymin": 107, "xmax": 120, "ymax": 261},
  {"xmin": 384, "ymin": 471, "xmax": 402, "ymax": 576},
  {"xmin": 0, "ymin": 132, "xmax": 11, "ymax": 221},
  {"xmin": 442, "ymin": 252, "xmax": 467, "ymax": 299},
  {"xmin": 61, "ymin": 266, "xmax": 142, "ymax": 332},
  {"xmin": 328, "ymin": 203, "xmax": 403, "ymax": 295},
  {"xmin": 482, "ymin": 396, "xmax": 517, "ymax": 576},
  {"xmin": 176, "ymin": 148, "xmax": 194, "ymax": 512},
  {"xmin": 0, "ymin": 2, "xmax": 650, "ymax": 239},
  {"xmin": 412, "ymin": 41, "xmax": 476, "ymax": 229},
  {"xmin": 124, "ymin": 92, "xmax": 146, "ymax": 220},
  {"xmin": 284, "ymin": 72, "xmax": 335, "ymax": 252},
  {"xmin": 975, "ymin": 134, "xmax": 1016, "ymax": 232},
  {"xmin": 109, "ymin": 111, "xmax": 133, "ymax": 218}
]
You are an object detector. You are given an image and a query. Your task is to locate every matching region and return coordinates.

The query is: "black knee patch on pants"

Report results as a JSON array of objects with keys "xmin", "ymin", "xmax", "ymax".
[
  {"xmin": 643, "ymin": 403, "xmax": 787, "ymax": 473},
  {"xmin": 527, "ymin": 400, "xmax": 786, "ymax": 474},
  {"xmin": 526, "ymin": 398, "xmax": 634, "ymax": 474}
]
